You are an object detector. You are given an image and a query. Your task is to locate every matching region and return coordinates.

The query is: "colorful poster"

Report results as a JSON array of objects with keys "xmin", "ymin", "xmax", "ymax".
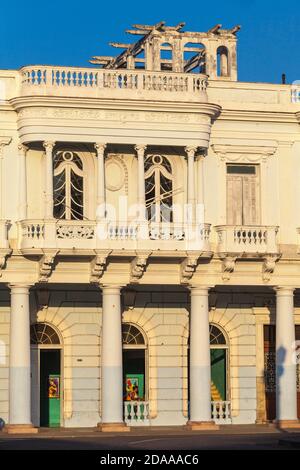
[
  {"xmin": 125, "ymin": 374, "xmax": 144, "ymax": 401},
  {"xmin": 48, "ymin": 376, "xmax": 60, "ymax": 398}
]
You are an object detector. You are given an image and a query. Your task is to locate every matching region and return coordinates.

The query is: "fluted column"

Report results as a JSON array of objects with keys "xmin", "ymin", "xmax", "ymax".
[
  {"xmin": 18, "ymin": 144, "xmax": 28, "ymax": 220},
  {"xmin": 98, "ymin": 285, "xmax": 129, "ymax": 432},
  {"xmin": 135, "ymin": 144, "xmax": 147, "ymax": 221},
  {"xmin": 274, "ymin": 287, "xmax": 300, "ymax": 427},
  {"xmin": 95, "ymin": 143, "xmax": 106, "ymax": 220},
  {"xmin": 7, "ymin": 284, "xmax": 37, "ymax": 433},
  {"xmin": 187, "ymin": 286, "xmax": 218, "ymax": 430},
  {"xmin": 43, "ymin": 141, "xmax": 55, "ymax": 219},
  {"xmin": 185, "ymin": 146, "xmax": 197, "ymax": 223}
]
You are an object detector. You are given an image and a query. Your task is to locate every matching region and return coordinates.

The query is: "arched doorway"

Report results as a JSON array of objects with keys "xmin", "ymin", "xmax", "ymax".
[
  {"xmin": 209, "ymin": 324, "xmax": 229, "ymax": 402},
  {"xmin": 30, "ymin": 322, "xmax": 63, "ymax": 427},
  {"xmin": 122, "ymin": 323, "xmax": 149, "ymax": 424}
]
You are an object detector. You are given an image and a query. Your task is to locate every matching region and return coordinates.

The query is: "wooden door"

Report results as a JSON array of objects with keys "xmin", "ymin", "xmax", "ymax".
[{"xmin": 226, "ymin": 165, "xmax": 260, "ymax": 225}]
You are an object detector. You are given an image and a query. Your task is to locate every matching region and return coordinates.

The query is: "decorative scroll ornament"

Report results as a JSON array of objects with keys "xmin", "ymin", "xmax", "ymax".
[
  {"xmin": 220, "ymin": 255, "xmax": 237, "ymax": 281},
  {"xmin": 130, "ymin": 251, "xmax": 151, "ymax": 283},
  {"xmin": 180, "ymin": 252, "xmax": 203, "ymax": 284},
  {"xmin": 262, "ymin": 254, "xmax": 281, "ymax": 282},
  {"xmin": 90, "ymin": 250, "xmax": 112, "ymax": 283},
  {"xmin": 0, "ymin": 248, "xmax": 12, "ymax": 277},
  {"xmin": 39, "ymin": 250, "xmax": 58, "ymax": 283}
]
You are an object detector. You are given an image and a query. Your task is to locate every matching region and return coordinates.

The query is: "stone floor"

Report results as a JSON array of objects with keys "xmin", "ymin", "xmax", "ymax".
[{"xmin": 0, "ymin": 425, "xmax": 300, "ymax": 450}]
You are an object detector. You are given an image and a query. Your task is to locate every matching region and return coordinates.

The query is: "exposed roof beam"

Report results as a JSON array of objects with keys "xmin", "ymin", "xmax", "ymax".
[
  {"xmin": 208, "ymin": 24, "xmax": 222, "ymax": 34},
  {"xmin": 184, "ymin": 50, "xmax": 205, "ymax": 73},
  {"xmin": 230, "ymin": 25, "xmax": 241, "ymax": 35},
  {"xmin": 109, "ymin": 43, "xmax": 132, "ymax": 48}
]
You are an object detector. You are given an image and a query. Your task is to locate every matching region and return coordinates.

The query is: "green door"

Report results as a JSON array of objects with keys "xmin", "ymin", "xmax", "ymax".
[
  {"xmin": 211, "ymin": 349, "xmax": 226, "ymax": 401},
  {"xmin": 40, "ymin": 350, "xmax": 61, "ymax": 427}
]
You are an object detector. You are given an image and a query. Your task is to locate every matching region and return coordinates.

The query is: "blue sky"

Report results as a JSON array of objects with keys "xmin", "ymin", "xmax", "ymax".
[{"xmin": 0, "ymin": 0, "xmax": 299, "ymax": 84}]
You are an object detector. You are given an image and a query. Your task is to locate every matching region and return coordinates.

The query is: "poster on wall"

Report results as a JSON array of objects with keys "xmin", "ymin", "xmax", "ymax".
[
  {"xmin": 125, "ymin": 374, "xmax": 144, "ymax": 401},
  {"xmin": 48, "ymin": 376, "xmax": 60, "ymax": 398}
]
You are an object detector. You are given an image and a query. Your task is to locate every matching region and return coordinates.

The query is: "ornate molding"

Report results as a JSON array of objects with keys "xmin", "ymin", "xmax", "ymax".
[
  {"xmin": 130, "ymin": 251, "xmax": 151, "ymax": 283},
  {"xmin": 105, "ymin": 154, "xmax": 128, "ymax": 193},
  {"xmin": 211, "ymin": 143, "xmax": 278, "ymax": 163},
  {"xmin": 39, "ymin": 250, "xmax": 58, "ymax": 283},
  {"xmin": 262, "ymin": 254, "xmax": 281, "ymax": 282},
  {"xmin": 0, "ymin": 137, "xmax": 12, "ymax": 158},
  {"xmin": 90, "ymin": 250, "xmax": 112, "ymax": 284},
  {"xmin": 180, "ymin": 252, "xmax": 203, "ymax": 284},
  {"xmin": 0, "ymin": 248, "xmax": 12, "ymax": 277}
]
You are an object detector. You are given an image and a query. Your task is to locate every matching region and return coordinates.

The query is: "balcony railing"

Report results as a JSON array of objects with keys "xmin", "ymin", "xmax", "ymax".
[
  {"xmin": 124, "ymin": 401, "xmax": 150, "ymax": 426},
  {"xmin": 18, "ymin": 219, "xmax": 211, "ymax": 252},
  {"xmin": 215, "ymin": 225, "xmax": 279, "ymax": 255},
  {"xmin": 211, "ymin": 401, "xmax": 232, "ymax": 424},
  {"xmin": 18, "ymin": 66, "xmax": 208, "ymax": 103}
]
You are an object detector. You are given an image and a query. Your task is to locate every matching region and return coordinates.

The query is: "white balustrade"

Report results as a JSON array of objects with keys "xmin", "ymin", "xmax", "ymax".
[
  {"xmin": 19, "ymin": 66, "xmax": 208, "ymax": 101},
  {"xmin": 215, "ymin": 225, "xmax": 279, "ymax": 255},
  {"xmin": 211, "ymin": 401, "xmax": 232, "ymax": 424},
  {"xmin": 123, "ymin": 401, "xmax": 150, "ymax": 426}
]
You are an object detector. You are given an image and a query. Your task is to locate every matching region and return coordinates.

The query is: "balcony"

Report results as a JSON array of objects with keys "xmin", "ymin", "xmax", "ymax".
[
  {"xmin": 215, "ymin": 225, "xmax": 280, "ymax": 257},
  {"xmin": 19, "ymin": 66, "xmax": 208, "ymax": 104},
  {"xmin": 18, "ymin": 219, "xmax": 211, "ymax": 254}
]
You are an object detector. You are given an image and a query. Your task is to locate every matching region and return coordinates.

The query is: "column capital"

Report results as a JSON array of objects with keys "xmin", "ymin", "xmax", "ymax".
[
  {"xmin": 189, "ymin": 285, "xmax": 214, "ymax": 295},
  {"xmin": 101, "ymin": 284, "xmax": 124, "ymax": 294},
  {"xmin": 185, "ymin": 145, "xmax": 198, "ymax": 157},
  {"xmin": 274, "ymin": 286, "xmax": 295, "ymax": 296},
  {"xmin": 134, "ymin": 144, "xmax": 147, "ymax": 155},
  {"xmin": 8, "ymin": 283, "xmax": 32, "ymax": 293},
  {"xmin": 95, "ymin": 143, "xmax": 107, "ymax": 153},
  {"xmin": 43, "ymin": 141, "xmax": 56, "ymax": 152}
]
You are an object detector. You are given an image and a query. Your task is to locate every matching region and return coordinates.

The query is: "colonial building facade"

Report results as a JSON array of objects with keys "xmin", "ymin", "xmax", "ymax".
[{"xmin": 0, "ymin": 21, "xmax": 300, "ymax": 433}]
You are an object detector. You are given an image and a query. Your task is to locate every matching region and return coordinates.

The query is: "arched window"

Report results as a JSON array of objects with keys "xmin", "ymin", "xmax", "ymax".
[
  {"xmin": 53, "ymin": 150, "xmax": 84, "ymax": 220},
  {"xmin": 30, "ymin": 322, "xmax": 60, "ymax": 345},
  {"xmin": 160, "ymin": 42, "xmax": 173, "ymax": 71},
  {"xmin": 183, "ymin": 42, "xmax": 205, "ymax": 73},
  {"xmin": 217, "ymin": 46, "xmax": 229, "ymax": 77},
  {"xmin": 122, "ymin": 323, "xmax": 146, "ymax": 346},
  {"xmin": 144, "ymin": 154, "xmax": 173, "ymax": 222},
  {"xmin": 210, "ymin": 324, "xmax": 227, "ymax": 345}
]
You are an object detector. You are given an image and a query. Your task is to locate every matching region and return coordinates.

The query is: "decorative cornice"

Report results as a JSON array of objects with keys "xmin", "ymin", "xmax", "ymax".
[{"xmin": 211, "ymin": 143, "xmax": 278, "ymax": 163}]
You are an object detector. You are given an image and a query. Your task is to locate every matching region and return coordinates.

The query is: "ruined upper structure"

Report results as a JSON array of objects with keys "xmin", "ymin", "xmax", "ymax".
[{"xmin": 90, "ymin": 21, "xmax": 240, "ymax": 81}]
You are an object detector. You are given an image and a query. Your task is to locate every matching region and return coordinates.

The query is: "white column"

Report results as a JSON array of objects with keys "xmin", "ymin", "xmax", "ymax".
[
  {"xmin": 135, "ymin": 144, "xmax": 147, "ymax": 221},
  {"xmin": 18, "ymin": 144, "xmax": 28, "ymax": 220},
  {"xmin": 95, "ymin": 143, "xmax": 106, "ymax": 220},
  {"xmin": 188, "ymin": 286, "xmax": 217, "ymax": 429},
  {"xmin": 275, "ymin": 287, "xmax": 299, "ymax": 425},
  {"xmin": 8, "ymin": 284, "xmax": 36, "ymax": 433},
  {"xmin": 186, "ymin": 146, "xmax": 197, "ymax": 223},
  {"xmin": 99, "ymin": 285, "xmax": 129, "ymax": 431},
  {"xmin": 43, "ymin": 141, "xmax": 55, "ymax": 219}
]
